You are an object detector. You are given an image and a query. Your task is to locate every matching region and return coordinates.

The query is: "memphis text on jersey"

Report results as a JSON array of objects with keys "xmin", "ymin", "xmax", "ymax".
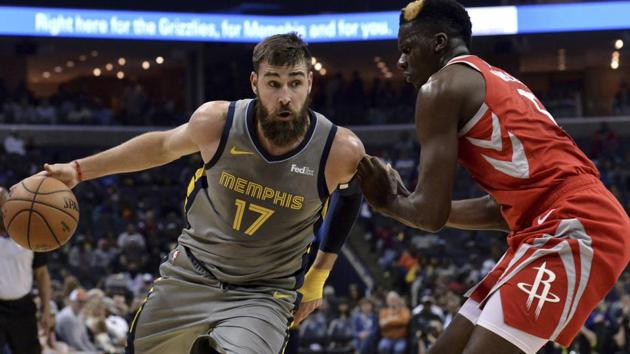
[{"xmin": 219, "ymin": 171, "xmax": 304, "ymax": 210}]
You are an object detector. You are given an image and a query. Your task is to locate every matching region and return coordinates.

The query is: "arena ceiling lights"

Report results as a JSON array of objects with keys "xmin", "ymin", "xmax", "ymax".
[{"xmin": 0, "ymin": 1, "xmax": 629, "ymax": 43}]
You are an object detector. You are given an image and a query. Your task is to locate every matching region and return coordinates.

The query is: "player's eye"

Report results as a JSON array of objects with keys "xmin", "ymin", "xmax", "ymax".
[
  {"xmin": 290, "ymin": 81, "xmax": 302, "ymax": 88},
  {"xmin": 268, "ymin": 81, "xmax": 279, "ymax": 88}
]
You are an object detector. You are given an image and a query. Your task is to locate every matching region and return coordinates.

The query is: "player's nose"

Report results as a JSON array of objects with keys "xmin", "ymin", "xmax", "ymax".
[
  {"xmin": 397, "ymin": 55, "xmax": 407, "ymax": 71},
  {"xmin": 278, "ymin": 89, "xmax": 291, "ymax": 106}
]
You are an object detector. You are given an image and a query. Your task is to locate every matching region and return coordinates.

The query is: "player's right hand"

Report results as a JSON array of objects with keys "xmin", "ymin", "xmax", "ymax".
[
  {"xmin": 39, "ymin": 163, "xmax": 80, "ymax": 189},
  {"xmin": 357, "ymin": 155, "xmax": 399, "ymax": 211}
]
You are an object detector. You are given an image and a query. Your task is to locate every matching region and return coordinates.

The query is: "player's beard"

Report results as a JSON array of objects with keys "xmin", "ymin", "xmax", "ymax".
[{"xmin": 256, "ymin": 96, "xmax": 311, "ymax": 148}]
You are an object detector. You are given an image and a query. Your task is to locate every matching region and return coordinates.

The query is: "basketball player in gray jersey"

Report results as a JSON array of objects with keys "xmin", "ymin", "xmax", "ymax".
[{"xmin": 36, "ymin": 33, "xmax": 365, "ymax": 353}]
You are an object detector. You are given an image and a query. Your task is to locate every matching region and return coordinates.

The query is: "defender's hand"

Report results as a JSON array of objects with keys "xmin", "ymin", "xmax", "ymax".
[
  {"xmin": 391, "ymin": 167, "xmax": 411, "ymax": 197},
  {"xmin": 357, "ymin": 155, "xmax": 400, "ymax": 210}
]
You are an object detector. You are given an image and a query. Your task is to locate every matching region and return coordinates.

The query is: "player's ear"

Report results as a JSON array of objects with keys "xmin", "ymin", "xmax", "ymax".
[
  {"xmin": 434, "ymin": 32, "xmax": 448, "ymax": 53},
  {"xmin": 250, "ymin": 71, "xmax": 258, "ymax": 95}
]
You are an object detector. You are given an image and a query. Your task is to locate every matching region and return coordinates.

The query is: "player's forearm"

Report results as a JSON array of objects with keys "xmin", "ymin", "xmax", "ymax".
[
  {"xmin": 310, "ymin": 250, "xmax": 337, "ymax": 271},
  {"xmin": 298, "ymin": 251, "xmax": 337, "ymax": 302},
  {"xmin": 76, "ymin": 130, "xmax": 179, "ymax": 181},
  {"xmin": 445, "ymin": 195, "xmax": 509, "ymax": 232},
  {"xmin": 34, "ymin": 266, "xmax": 51, "ymax": 312},
  {"xmin": 382, "ymin": 193, "xmax": 450, "ymax": 233}
]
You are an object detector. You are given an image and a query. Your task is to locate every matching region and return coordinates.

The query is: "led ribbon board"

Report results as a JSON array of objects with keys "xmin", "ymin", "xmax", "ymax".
[
  {"xmin": 0, "ymin": 7, "xmax": 399, "ymax": 42},
  {"xmin": 0, "ymin": 2, "xmax": 628, "ymax": 42},
  {"xmin": 517, "ymin": 1, "xmax": 630, "ymax": 34}
]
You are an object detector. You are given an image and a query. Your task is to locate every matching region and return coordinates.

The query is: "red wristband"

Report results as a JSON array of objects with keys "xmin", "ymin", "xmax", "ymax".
[{"xmin": 73, "ymin": 160, "xmax": 83, "ymax": 182}]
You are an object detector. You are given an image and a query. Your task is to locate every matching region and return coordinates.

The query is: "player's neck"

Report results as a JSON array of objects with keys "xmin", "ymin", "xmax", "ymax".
[{"xmin": 439, "ymin": 44, "xmax": 470, "ymax": 68}]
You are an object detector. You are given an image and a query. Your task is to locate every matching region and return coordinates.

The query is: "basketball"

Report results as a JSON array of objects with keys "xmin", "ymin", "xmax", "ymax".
[{"xmin": 1, "ymin": 175, "xmax": 79, "ymax": 252}]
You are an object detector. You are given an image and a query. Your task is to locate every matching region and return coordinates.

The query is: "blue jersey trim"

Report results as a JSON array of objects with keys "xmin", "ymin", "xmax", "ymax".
[
  {"xmin": 317, "ymin": 124, "xmax": 337, "ymax": 200},
  {"xmin": 204, "ymin": 101, "xmax": 236, "ymax": 170}
]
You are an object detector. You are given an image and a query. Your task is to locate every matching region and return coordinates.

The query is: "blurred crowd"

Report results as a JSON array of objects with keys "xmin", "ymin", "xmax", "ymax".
[
  {"xmin": 0, "ymin": 81, "xmax": 187, "ymax": 127},
  {"xmin": 0, "ymin": 75, "xmax": 628, "ymax": 128},
  {"xmin": 0, "ymin": 119, "xmax": 629, "ymax": 353}
]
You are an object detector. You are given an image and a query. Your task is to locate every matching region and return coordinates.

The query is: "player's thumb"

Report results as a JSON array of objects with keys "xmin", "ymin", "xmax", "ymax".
[{"xmin": 40, "ymin": 163, "xmax": 55, "ymax": 177}]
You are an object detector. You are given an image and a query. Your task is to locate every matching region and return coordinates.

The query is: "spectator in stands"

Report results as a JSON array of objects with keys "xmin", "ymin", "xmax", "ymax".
[
  {"xmin": 352, "ymin": 297, "xmax": 378, "ymax": 354},
  {"xmin": 377, "ymin": 291, "xmax": 411, "ymax": 354},
  {"xmin": 393, "ymin": 132, "xmax": 416, "ymax": 157},
  {"xmin": 13, "ymin": 96, "xmax": 36, "ymax": 123},
  {"xmin": 590, "ymin": 122, "xmax": 619, "ymax": 160},
  {"xmin": 613, "ymin": 81, "xmax": 630, "ymax": 115},
  {"xmin": 299, "ymin": 301, "xmax": 330, "ymax": 352},
  {"xmin": 83, "ymin": 292, "xmax": 115, "ymax": 353},
  {"xmin": 67, "ymin": 236, "xmax": 97, "ymax": 287},
  {"xmin": 411, "ymin": 294, "xmax": 444, "ymax": 336},
  {"xmin": 417, "ymin": 319, "xmax": 444, "ymax": 354},
  {"xmin": 35, "ymin": 98, "xmax": 57, "ymax": 124},
  {"xmin": 125, "ymin": 272, "xmax": 153, "ymax": 297},
  {"xmin": 327, "ymin": 300, "xmax": 354, "ymax": 352},
  {"xmin": 122, "ymin": 83, "xmax": 147, "ymax": 119},
  {"xmin": 92, "ymin": 98, "xmax": 114, "ymax": 126},
  {"xmin": 66, "ymin": 102, "xmax": 92, "ymax": 124},
  {"xmin": 617, "ymin": 293, "xmax": 630, "ymax": 346},
  {"xmin": 4, "ymin": 131, "xmax": 26, "ymax": 155},
  {"xmin": 117, "ymin": 223, "xmax": 145, "ymax": 250},
  {"xmin": 348, "ymin": 283, "xmax": 362, "ymax": 310},
  {"xmin": 92, "ymin": 238, "xmax": 118, "ymax": 274},
  {"xmin": 394, "ymin": 150, "xmax": 416, "ymax": 184},
  {"xmin": 587, "ymin": 303, "xmax": 621, "ymax": 354},
  {"xmin": 325, "ymin": 73, "xmax": 344, "ymax": 118},
  {"xmin": 56, "ymin": 288, "xmax": 98, "ymax": 353},
  {"xmin": 441, "ymin": 290, "xmax": 461, "ymax": 328}
]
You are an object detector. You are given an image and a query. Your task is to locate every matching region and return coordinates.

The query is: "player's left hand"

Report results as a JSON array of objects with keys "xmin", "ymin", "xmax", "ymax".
[
  {"xmin": 40, "ymin": 307, "xmax": 54, "ymax": 336},
  {"xmin": 291, "ymin": 297, "xmax": 323, "ymax": 328},
  {"xmin": 357, "ymin": 155, "xmax": 405, "ymax": 211}
]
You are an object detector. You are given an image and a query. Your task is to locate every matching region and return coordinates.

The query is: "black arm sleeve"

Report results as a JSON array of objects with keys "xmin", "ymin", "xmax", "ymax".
[
  {"xmin": 32, "ymin": 252, "xmax": 47, "ymax": 269},
  {"xmin": 319, "ymin": 178, "xmax": 363, "ymax": 253}
]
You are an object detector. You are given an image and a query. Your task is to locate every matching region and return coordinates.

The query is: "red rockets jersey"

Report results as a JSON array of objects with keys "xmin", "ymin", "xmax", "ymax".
[{"xmin": 449, "ymin": 55, "xmax": 599, "ymax": 230}]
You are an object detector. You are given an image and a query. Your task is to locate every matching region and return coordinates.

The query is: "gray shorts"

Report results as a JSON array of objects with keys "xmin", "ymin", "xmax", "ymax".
[{"xmin": 126, "ymin": 245, "xmax": 298, "ymax": 354}]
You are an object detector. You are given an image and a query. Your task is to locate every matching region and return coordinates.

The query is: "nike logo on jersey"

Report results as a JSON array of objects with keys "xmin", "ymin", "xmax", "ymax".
[
  {"xmin": 273, "ymin": 291, "xmax": 292, "ymax": 300},
  {"xmin": 230, "ymin": 146, "xmax": 254, "ymax": 155},
  {"xmin": 537, "ymin": 209, "xmax": 556, "ymax": 225},
  {"xmin": 466, "ymin": 112, "xmax": 530, "ymax": 179}
]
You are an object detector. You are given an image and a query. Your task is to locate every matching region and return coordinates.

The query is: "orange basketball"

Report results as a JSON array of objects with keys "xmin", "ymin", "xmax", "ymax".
[{"xmin": 2, "ymin": 175, "xmax": 79, "ymax": 252}]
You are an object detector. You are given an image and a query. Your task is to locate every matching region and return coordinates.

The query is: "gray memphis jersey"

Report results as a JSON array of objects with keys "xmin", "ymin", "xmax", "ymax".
[{"xmin": 178, "ymin": 99, "xmax": 337, "ymax": 290}]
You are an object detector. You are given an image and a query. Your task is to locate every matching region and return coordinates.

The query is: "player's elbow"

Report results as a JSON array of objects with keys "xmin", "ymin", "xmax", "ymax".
[
  {"xmin": 421, "ymin": 217, "xmax": 447, "ymax": 233},
  {"xmin": 415, "ymin": 203, "xmax": 449, "ymax": 233}
]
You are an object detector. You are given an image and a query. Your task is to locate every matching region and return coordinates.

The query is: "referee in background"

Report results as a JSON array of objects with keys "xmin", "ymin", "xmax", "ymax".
[{"xmin": 0, "ymin": 186, "xmax": 53, "ymax": 354}]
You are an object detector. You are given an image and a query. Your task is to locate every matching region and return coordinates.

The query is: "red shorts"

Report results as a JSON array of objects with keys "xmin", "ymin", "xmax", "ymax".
[{"xmin": 467, "ymin": 175, "xmax": 630, "ymax": 346}]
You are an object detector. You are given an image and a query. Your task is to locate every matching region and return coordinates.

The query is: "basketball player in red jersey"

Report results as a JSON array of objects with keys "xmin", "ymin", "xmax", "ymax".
[{"xmin": 357, "ymin": 0, "xmax": 630, "ymax": 353}]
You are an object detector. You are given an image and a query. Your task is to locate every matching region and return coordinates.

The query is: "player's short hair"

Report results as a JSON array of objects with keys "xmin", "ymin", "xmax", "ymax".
[
  {"xmin": 252, "ymin": 32, "xmax": 312, "ymax": 73},
  {"xmin": 399, "ymin": 0, "xmax": 472, "ymax": 49}
]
